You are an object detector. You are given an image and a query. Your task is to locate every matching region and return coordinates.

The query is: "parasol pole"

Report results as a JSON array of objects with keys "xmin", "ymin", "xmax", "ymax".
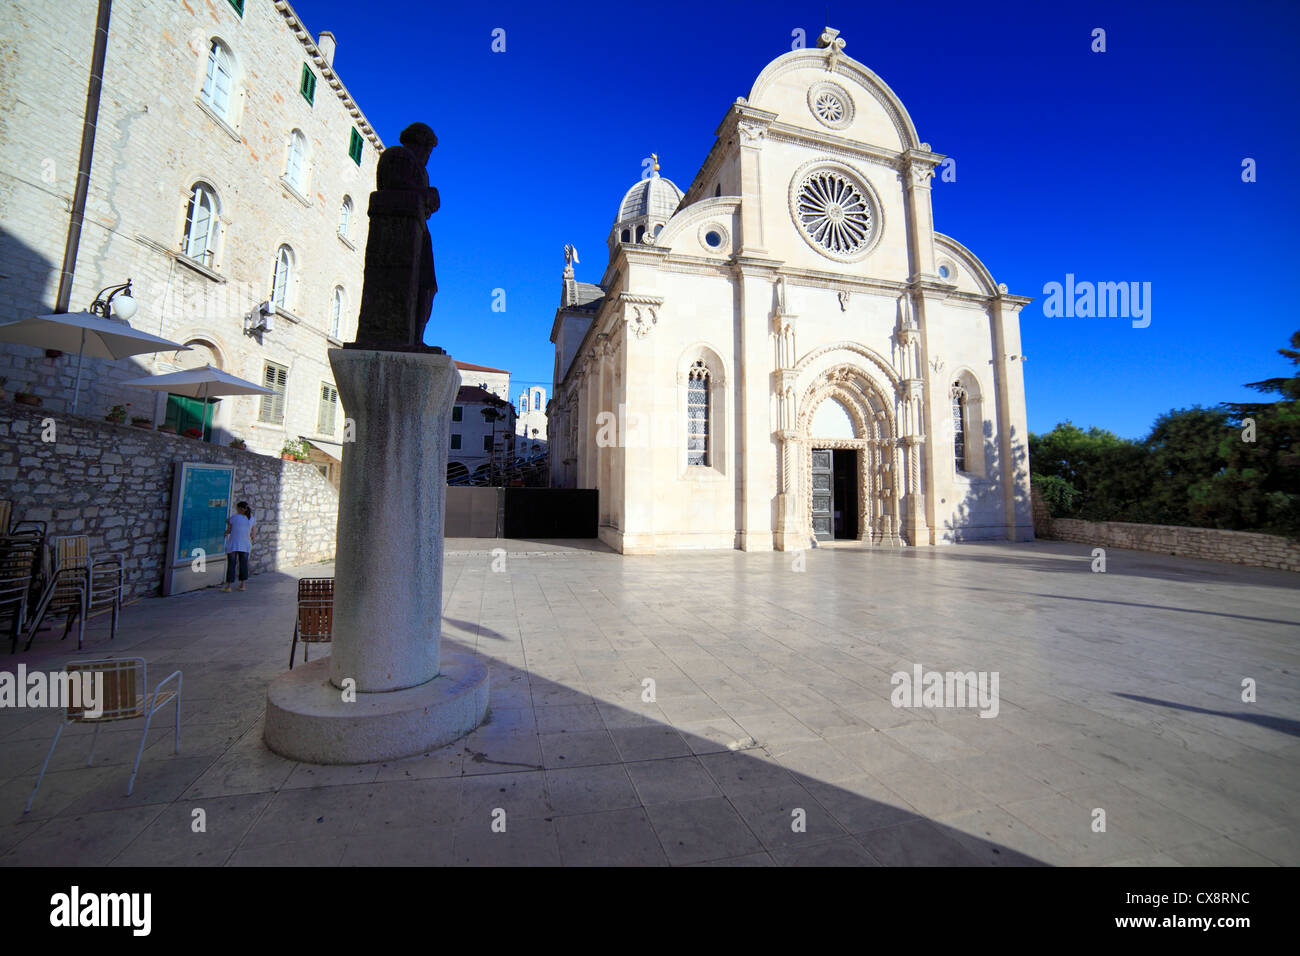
[{"xmin": 71, "ymin": 326, "xmax": 88, "ymax": 414}]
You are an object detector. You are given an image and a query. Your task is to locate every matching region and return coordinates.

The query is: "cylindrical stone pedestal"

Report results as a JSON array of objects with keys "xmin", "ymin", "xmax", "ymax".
[
  {"xmin": 329, "ymin": 348, "xmax": 456, "ymax": 692},
  {"xmin": 264, "ymin": 348, "xmax": 489, "ymax": 764}
]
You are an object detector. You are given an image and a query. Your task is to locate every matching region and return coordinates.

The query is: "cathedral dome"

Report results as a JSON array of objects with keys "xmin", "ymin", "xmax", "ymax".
[
  {"xmin": 610, "ymin": 159, "xmax": 683, "ymax": 251},
  {"xmin": 616, "ymin": 171, "xmax": 684, "ymax": 223}
]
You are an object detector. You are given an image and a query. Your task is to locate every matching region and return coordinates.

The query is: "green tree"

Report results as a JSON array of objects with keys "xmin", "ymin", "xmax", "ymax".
[{"xmin": 1189, "ymin": 331, "xmax": 1300, "ymax": 536}]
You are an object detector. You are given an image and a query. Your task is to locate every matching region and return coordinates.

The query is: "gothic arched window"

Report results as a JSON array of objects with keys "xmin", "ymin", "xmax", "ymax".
[
  {"xmin": 687, "ymin": 361, "xmax": 709, "ymax": 467},
  {"xmin": 951, "ymin": 382, "xmax": 967, "ymax": 473}
]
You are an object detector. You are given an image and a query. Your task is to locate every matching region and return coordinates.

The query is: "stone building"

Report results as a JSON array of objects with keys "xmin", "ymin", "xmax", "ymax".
[
  {"xmin": 516, "ymin": 385, "xmax": 548, "ymax": 459},
  {"xmin": 0, "ymin": 0, "xmax": 381, "ymax": 464},
  {"xmin": 547, "ymin": 28, "xmax": 1034, "ymax": 553},
  {"xmin": 448, "ymin": 384, "xmax": 516, "ymax": 483}
]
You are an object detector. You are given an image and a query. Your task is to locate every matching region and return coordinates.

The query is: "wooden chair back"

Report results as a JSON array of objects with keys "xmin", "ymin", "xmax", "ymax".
[
  {"xmin": 296, "ymin": 577, "xmax": 334, "ymax": 643},
  {"xmin": 65, "ymin": 658, "xmax": 146, "ymax": 723}
]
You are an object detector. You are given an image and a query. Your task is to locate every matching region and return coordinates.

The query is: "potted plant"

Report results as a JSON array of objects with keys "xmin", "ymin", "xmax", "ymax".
[
  {"xmin": 14, "ymin": 391, "xmax": 41, "ymax": 407},
  {"xmin": 281, "ymin": 438, "xmax": 309, "ymax": 461},
  {"xmin": 229, "ymin": 437, "xmax": 247, "ymax": 450},
  {"xmin": 131, "ymin": 415, "xmax": 153, "ymax": 428},
  {"xmin": 182, "ymin": 426, "xmax": 203, "ymax": 439},
  {"xmin": 105, "ymin": 404, "xmax": 128, "ymax": 424}
]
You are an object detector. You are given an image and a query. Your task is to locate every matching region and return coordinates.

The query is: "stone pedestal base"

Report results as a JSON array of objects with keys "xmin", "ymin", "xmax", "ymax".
[{"xmin": 264, "ymin": 652, "xmax": 488, "ymax": 764}]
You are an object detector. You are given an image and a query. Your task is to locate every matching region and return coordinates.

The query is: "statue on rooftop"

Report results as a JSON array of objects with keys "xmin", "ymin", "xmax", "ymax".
[{"xmin": 350, "ymin": 122, "xmax": 441, "ymax": 351}]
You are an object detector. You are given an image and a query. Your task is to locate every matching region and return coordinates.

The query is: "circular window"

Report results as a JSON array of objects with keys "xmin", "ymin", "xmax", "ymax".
[
  {"xmin": 938, "ymin": 265, "xmax": 949, "ymax": 279},
  {"xmin": 698, "ymin": 222, "xmax": 730, "ymax": 253},
  {"xmin": 807, "ymin": 81, "xmax": 855, "ymax": 131},
  {"xmin": 789, "ymin": 164, "xmax": 879, "ymax": 261}
]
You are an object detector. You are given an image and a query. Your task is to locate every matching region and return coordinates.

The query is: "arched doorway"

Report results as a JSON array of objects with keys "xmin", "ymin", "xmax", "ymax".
[{"xmin": 794, "ymin": 365, "xmax": 903, "ymax": 546}]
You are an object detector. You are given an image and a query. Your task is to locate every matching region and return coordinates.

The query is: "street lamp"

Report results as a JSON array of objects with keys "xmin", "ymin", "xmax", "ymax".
[{"xmin": 90, "ymin": 279, "xmax": 137, "ymax": 322}]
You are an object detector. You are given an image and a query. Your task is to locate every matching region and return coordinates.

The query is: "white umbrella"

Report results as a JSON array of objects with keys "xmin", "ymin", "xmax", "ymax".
[
  {"xmin": 0, "ymin": 311, "xmax": 188, "ymax": 413},
  {"xmin": 119, "ymin": 365, "xmax": 273, "ymax": 440}
]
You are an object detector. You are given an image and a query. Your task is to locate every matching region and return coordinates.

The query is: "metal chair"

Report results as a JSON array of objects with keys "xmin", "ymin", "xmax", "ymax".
[
  {"xmin": 289, "ymin": 577, "xmax": 333, "ymax": 668},
  {"xmin": 25, "ymin": 657, "xmax": 182, "ymax": 812},
  {"xmin": 24, "ymin": 536, "xmax": 122, "ymax": 651},
  {"xmin": 0, "ymin": 535, "xmax": 41, "ymax": 652}
]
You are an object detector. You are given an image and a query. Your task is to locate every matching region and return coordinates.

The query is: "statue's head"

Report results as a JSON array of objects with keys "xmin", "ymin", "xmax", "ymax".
[{"xmin": 400, "ymin": 122, "xmax": 438, "ymax": 163}]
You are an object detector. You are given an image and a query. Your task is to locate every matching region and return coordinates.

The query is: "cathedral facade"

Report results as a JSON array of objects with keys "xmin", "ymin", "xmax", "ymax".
[{"xmin": 547, "ymin": 29, "xmax": 1034, "ymax": 553}]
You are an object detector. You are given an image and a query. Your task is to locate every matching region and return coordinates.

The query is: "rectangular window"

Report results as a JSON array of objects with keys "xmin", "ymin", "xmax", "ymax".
[
  {"xmin": 483, "ymin": 435, "xmax": 492, "ymax": 452},
  {"xmin": 451, "ymin": 406, "xmax": 463, "ymax": 422},
  {"xmin": 450, "ymin": 434, "xmax": 461, "ymax": 450},
  {"xmin": 227, "ymin": 0, "xmax": 244, "ymax": 15},
  {"xmin": 259, "ymin": 361, "xmax": 289, "ymax": 424},
  {"xmin": 299, "ymin": 63, "xmax": 316, "ymax": 105},
  {"xmin": 348, "ymin": 128, "xmax": 363, "ymax": 166},
  {"xmin": 318, "ymin": 383, "xmax": 338, "ymax": 434},
  {"xmin": 687, "ymin": 376, "xmax": 709, "ymax": 466}
]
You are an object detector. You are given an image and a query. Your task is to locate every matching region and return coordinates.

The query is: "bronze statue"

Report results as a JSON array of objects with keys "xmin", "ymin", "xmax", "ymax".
[{"xmin": 350, "ymin": 122, "xmax": 441, "ymax": 351}]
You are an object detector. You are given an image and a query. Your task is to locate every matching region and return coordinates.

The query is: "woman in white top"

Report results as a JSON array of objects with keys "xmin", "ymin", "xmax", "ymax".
[{"xmin": 222, "ymin": 501, "xmax": 257, "ymax": 592}]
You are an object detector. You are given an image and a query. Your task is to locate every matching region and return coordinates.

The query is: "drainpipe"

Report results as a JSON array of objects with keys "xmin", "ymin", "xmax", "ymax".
[{"xmin": 54, "ymin": 0, "xmax": 114, "ymax": 314}]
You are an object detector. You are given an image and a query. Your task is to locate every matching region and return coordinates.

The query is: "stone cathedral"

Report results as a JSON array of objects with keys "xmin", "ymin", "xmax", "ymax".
[{"xmin": 547, "ymin": 28, "xmax": 1034, "ymax": 553}]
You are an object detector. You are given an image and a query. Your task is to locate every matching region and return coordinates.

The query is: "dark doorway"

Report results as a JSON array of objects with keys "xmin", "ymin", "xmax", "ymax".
[{"xmin": 832, "ymin": 449, "xmax": 858, "ymax": 539}]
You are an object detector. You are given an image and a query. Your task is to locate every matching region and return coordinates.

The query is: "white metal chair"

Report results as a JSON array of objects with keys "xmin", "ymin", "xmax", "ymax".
[{"xmin": 25, "ymin": 657, "xmax": 182, "ymax": 813}]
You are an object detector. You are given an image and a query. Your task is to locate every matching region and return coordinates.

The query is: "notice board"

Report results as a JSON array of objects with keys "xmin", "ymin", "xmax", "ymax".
[{"xmin": 163, "ymin": 462, "xmax": 234, "ymax": 595}]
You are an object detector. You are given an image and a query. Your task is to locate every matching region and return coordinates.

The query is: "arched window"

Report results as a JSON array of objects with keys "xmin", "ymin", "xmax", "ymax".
[
  {"xmin": 271, "ymin": 245, "xmax": 294, "ymax": 310},
  {"xmin": 620, "ymin": 229, "xmax": 630, "ymax": 243},
  {"xmin": 201, "ymin": 40, "xmax": 234, "ymax": 119},
  {"xmin": 330, "ymin": 286, "xmax": 344, "ymax": 338},
  {"xmin": 533, "ymin": 390, "xmax": 542, "ymax": 411},
  {"xmin": 339, "ymin": 196, "xmax": 353, "ymax": 239},
  {"xmin": 951, "ymin": 382, "xmax": 967, "ymax": 473},
  {"xmin": 687, "ymin": 361, "xmax": 709, "ymax": 467},
  {"xmin": 635, "ymin": 225, "xmax": 646, "ymax": 243},
  {"xmin": 183, "ymin": 182, "xmax": 219, "ymax": 265},
  {"xmin": 285, "ymin": 130, "xmax": 307, "ymax": 191}
]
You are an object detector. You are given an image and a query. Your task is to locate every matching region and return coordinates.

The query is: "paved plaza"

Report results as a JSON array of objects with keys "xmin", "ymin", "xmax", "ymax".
[{"xmin": 1, "ymin": 539, "xmax": 1297, "ymax": 866}]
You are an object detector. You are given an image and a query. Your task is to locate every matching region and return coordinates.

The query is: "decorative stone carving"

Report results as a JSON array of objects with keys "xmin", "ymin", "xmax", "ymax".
[
  {"xmin": 617, "ymin": 292, "xmax": 664, "ymax": 340},
  {"xmin": 789, "ymin": 162, "xmax": 879, "ymax": 261},
  {"xmin": 817, "ymin": 26, "xmax": 846, "ymax": 72},
  {"xmin": 808, "ymin": 80, "xmax": 854, "ymax": 131},
  {"xmin": 838, "ymin": 290, "xmax": 851, "ymax": 311},
  {"xmin": 738, "ymin": 121, "xmax": 767, "ymax": 145}
]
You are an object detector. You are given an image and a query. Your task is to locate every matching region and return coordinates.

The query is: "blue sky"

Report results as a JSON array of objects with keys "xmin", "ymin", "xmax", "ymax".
[{"xmin": 298, "ymin": 0, "xmax": 1299, "ymax": 439}]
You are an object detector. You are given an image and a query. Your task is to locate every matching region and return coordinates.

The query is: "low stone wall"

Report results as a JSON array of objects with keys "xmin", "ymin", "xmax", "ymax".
[
  {"xmin": 1046, "ymin": 517, "xmax": 1300, "ymax": 573},
  {"xmin": 0, "ymin": 398, "xmax": 338, "ymax": 599}
]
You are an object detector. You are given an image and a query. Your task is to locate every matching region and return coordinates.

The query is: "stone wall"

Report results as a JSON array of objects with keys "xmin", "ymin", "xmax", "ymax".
[
  {"xmin": 1045, "ymin": 516, "xmax": 1299, "ymax": 573},
  {"xmin": 0, "ymin": 398, "xmax": 337, "ymax": 600}
]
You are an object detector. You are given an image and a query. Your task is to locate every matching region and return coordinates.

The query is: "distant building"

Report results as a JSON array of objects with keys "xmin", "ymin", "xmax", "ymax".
[
  {"xmin": 516, "ymin": 386, "xmax": 547, "ymax": 459},
  {"xmin": 454, "ymin": 361, "xmax": 510, "ymax": 402},
  {"xmin": 0, "ymin": 0, "xmax": 381, "ymax": 473},
  {"xmin": 448, "ymin": 385, "xmax": 516, "ymax": 483}
]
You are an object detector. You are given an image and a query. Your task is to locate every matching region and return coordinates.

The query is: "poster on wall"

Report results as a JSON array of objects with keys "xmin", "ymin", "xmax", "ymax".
[{"xmin": 163, "ymin": 462, "xmax": 234, "ymax": 596}]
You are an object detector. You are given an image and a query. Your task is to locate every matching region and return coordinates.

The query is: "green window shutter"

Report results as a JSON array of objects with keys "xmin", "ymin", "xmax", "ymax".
[
  {"xmin": 228, "ymin": 0, "xmax": 244, "ymax": 16},
  {"xmin": 348, "ymin": 128, "xmax": 363, "ymax": 166},
  {"xmin": 260, "ymin": 362, "xmax": 288, "ymax": 424},
  {"xmin": 317, "ymin": 383, "xmax": 338, "ymax": 434},
  {"xmin": 300, "ymin": 63, "xmax": 316, "ymax": 105},
  {"xmin": 165, "ymin": 394, "xmax": 213, "ymax": 440}
]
